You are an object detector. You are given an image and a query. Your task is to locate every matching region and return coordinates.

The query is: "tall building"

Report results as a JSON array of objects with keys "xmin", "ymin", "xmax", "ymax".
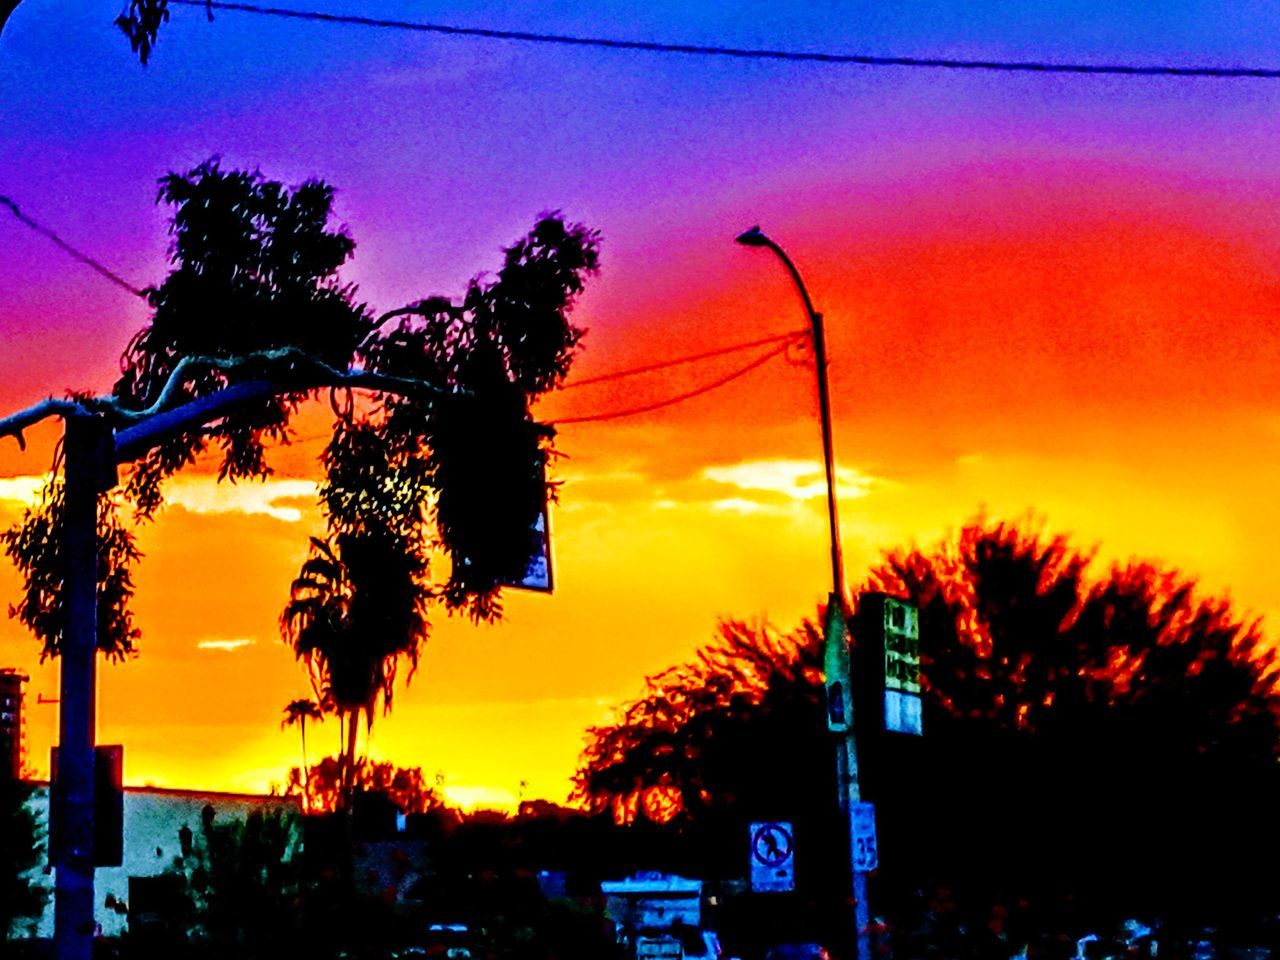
[{"xmin": 0, "ymin": 668, "xmax": 28, "ymax": 779}]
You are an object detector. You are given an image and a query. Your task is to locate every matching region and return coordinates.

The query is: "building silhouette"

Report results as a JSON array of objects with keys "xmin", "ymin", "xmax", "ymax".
[{"xmin": 0, "ymin": 668, "xmax": 27, "ymax": 778}]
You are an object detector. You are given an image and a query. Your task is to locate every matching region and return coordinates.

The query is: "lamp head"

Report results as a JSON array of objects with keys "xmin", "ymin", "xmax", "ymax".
[{"xmin": 735, "ymin": 225, "xmax": 769, "ymax": 247}]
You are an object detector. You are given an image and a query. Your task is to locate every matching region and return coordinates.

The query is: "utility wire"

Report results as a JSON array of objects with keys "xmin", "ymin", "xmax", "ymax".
[
  {"xmin": 181, "ymin": 335, "xmax": 797, "ymax": 440},
  {"xmin": 0, "ymin": 196, "xmax": 148, "ymax": 299},
  {"xmin": 560, "ymin": 329, "xmax": 807, "ymax": 390},
  {"xmin": 551, "ymin": 336, "xmax": 803, "ymax": 425},
  {"xmin": 170, "ymin": 0, "xmax": 1280, "ymax": 79}
]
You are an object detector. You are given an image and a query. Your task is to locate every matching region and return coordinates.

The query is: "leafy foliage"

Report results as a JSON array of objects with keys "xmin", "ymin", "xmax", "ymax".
[
  {"xmin": 163, "ymin": 805, "xmax": 304, "ymax": 959},
  {"xmin": 279, "ymin": 210, "xmax": 598, "ymax": 799},
  {"xmin": 361, "ymin": 214, "xmax": 598, "ymax": 616},
  {"xmin": 280, "ymin": 524, "xmax": 429, "ymax": 804},
  {"xmin": 283, "ymin": 531, "xmax": 429, "ymax": 723},
  {"xmin": 0, "ymin": 774, "xmax": 48, "ymax": 940},
  {"xmin": 1, "ymin": 480, "xmax": 141, "ymax": 661},
  {"xmin": 282, "ymin": 755, "xmax": 447, "ymax": 816},
  {"xmin": 115, "ymin": 0, "xmax": 169, "ymax": 65},
  {"xmin": 4, "ymin": 164, "xmax": 599, "ymax": 736},
  {"xmin": 576, "ymin": 618, "xmax": 826, "ymax": 826},
  {"xmin": 115, "ymin": 159, "xmax": 372, "ymax": 519},
  {"xmin": 575, "ymin": 519, "xmax": 1280, "ymax": 930}
]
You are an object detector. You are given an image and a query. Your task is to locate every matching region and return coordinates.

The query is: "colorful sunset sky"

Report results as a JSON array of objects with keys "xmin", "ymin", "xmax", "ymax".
[{"xmin": 4, "ymin": 1, "xmax": 1280, "ymax": 808}]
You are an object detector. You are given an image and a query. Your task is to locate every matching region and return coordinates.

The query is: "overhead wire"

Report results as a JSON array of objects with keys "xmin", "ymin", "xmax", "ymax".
[
  {"xmin": 559, "ymin": 330, "xmax": 807, "ymax": 389},
  {"xmin": 550, "ymin": 335, "xmax": 806, "ymax": 425},
  {"xmin": 168, "ymin": 0, "xmax": 1280, "ymax": 80},
  {"xmin": 0, "ymin": 195, "xmax": 149, "ymax": 298},
  {"xmin": 0, "ymin": 188, "xmax": 807, "ymax": 428}
]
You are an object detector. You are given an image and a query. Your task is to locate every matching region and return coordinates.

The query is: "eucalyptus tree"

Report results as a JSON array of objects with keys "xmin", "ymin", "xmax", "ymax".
[
  {"xmin": 281, "ymin": 212, "xmax": 599, "ymax": 806},
  {"xmin": 0, "ymin": 158, "xmax": 598, "ymax": 959},
  {"xmin": 576, "ymin": 520, "xmax": 1280, "ymax": 934}
]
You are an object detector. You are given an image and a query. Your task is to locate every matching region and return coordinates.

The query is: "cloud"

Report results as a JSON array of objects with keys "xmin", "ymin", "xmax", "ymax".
[
  {"xmin": 701, "ymin": 459, "xmax": 881, "ymax": 501},
  {"xmin": 0, "ymin": 474, "xmax": 319, "ymax": 523},
  {"xmin": 709, "ymin": 497, "xmax": 787, "ymax": 516},
  {"xmin": 196, "ymin": 638, "xmax": 256, "ymax": 652},
  {"xmin": 0, "ymin": 476, "xmax": 45, "ymax": 505},
  {"xmin": 160, "ymin": 477, "xmax": 318, "ymax": 523}
]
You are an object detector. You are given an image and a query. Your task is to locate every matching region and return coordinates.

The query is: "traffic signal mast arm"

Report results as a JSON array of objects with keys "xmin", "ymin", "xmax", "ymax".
[{"xmin": 0, "ymin": 344, "xmax": 464, "ymax": 460}]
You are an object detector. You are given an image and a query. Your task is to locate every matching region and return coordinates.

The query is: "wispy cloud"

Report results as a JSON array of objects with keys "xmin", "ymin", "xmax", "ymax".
[
  {"xmin": 159, "ymin": 477, "xmax": 318, "ymax": 523},
  {"xmin": 196, "ymin": 638, "xmax": 256, "ymax": 652},
  {"xmin": 0, "ymin": 474, "xmax": 319, "ymax": 523},
  {"xmin": 0, "ymin": 476, "xmax": 46, "ymax": 505},
  {"xmin": 702, "ymin": 459, "xmax": 881, "ymax": 501},
  {"xmin": 709, "ymin": 497, "xmax": 785, "ymax": 515}
]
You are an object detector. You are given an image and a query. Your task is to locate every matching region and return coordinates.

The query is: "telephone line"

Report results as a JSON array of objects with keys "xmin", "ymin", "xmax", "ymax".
[
  {"xmin": 0, "ymin": 196, "xmax": 148, "ymax": 298},
  {"xmin": 169, "ymin": 0, "xmax": 1280, "ymax": 79},
  {"xmin": 551, "ymin": 337, "xmax": 802, "ymax": 425},
  {"xmin": 225, "ymin": 336, "xmax": 806, "ymax": 432},
  {"xmin": 560, "ymin": 329, "xmax": 807, "ymax": 389}
]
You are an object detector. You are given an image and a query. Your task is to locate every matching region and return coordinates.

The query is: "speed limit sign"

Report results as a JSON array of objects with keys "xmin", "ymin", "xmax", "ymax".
[{"xmin": 851, "ymin": 802, "xmax": 878, "ymax": 872}]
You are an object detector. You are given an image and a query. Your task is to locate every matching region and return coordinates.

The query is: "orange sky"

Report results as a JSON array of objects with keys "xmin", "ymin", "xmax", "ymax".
[{"xmin": 3, "ymin": 159, "xmax": 1280, "ymax": 810}]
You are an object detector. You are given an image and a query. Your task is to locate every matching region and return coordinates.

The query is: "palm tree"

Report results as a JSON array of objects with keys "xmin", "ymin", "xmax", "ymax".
[
  {"xmin": 281, "ymin": 698, "xmax": 324, "ymax": 809},
  {"xmin": 280, "ymin": 526, "xmax": 428, "ymax": 810}
]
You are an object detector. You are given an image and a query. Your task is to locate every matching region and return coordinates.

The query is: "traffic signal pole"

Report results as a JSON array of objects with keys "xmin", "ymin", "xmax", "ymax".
[
  {"xmin": 53, "ymin": 413, "xmax": 113, "ymax": 960},
  {"xmin": 735, "ymin": 227, "xmax": 872, "ymax": 960},
  {"xmin": 0, "ymin": 348, "xmax": 455, "ymax": 960}
]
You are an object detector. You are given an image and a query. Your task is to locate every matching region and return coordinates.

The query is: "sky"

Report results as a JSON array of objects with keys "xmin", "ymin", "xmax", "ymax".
[{"xmin": 3, "ymin": 1, "xmax": 1280, "ymax": 808}]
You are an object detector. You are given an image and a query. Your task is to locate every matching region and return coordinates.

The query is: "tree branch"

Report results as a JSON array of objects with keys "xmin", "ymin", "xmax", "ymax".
[
  {"xmin": 0, "ymin": 398, "xmax": 92, "ymax": 450},
  {"xmin": 0, "ymin": 347, "xmax": 461, "ymax": 457}
]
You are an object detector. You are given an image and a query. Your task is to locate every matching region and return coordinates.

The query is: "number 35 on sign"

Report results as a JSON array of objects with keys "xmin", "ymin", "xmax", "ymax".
[{"xmin": 851, "ymin": 802, "xmax": 878, "ymax": 872}]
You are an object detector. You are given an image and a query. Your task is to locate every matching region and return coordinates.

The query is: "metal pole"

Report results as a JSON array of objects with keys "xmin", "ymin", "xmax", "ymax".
[
  {"xmin": 735, "ymin": 227, "xmax": 870, "ymax": 960},
  {"xmin": 53, "ymin": 413, "xmax": 111, "ymax": 960}
]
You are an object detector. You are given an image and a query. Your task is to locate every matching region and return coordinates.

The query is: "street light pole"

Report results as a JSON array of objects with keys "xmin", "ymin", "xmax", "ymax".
[{"xmin": 735, "ymin": 226, "xmax": 871, "ymax": 960}]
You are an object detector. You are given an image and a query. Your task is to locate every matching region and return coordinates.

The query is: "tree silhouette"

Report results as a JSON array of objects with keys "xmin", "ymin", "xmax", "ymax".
[
  {"xmin": 278, "ymin": 210, "xmax": 597, "ymax": 807},
  {"xmin": 575, "ymin": 518, "xmax": 1280, "ymax": 936},
  {"xmin": 4, "ymin": 159, "xmax": 597, "ymax": 681},
  {"xmin": 0, "ymin": 772, "xmax": 48, "ymax": 939},
  {"xmin": 281, "ymin": 525, "xmax": 428, "ymax": 806},
  {"xmin": 281, "ymin": 755, "xmax": 448, "ymax": 817},
  {"xmin": 0, "ymin": 160, "xmax": 597, "ymax": 959},
  {"xmin": 2, "ymin": 479, "xmax": 141, "ymax": 661},
  {"xmin": 115, "ymin": 0, "xmax": 170, "ymax": 64},
  {"xmin": 163, "ymin": 804, "xmax": 305, "ymax": 959},
  {"xmin": 281, "ymin": 698, "xmax": 323, "ymax": 808}
]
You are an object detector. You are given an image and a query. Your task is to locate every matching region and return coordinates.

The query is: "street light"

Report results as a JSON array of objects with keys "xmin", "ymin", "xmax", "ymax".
[
  {"xmin": 735, "ymin": 226, "xmax": 872, "ymax": 960},
  {"xmin": 734, "ymin": 226, "xmax": 844, "ymax": 598}
]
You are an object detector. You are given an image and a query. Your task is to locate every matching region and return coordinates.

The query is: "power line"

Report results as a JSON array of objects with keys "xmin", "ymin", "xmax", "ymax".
[
  {"xmin": 560, "ymin": 329, "xmax": 807, "ymax": 390},
  {"xmin": 0, "ymin": 196, "xmax": 148, "ymax": 299},
  {"xmin": 551, "ymin": 336, "xmax": 803, "ymax": 425},
  {"xmin": 170, "ymin": 0, "xmax": 1280, "ymax": 79},
  {"xmin": 176, "ymin": 335, "xmax": 798, "ymax": 436}
]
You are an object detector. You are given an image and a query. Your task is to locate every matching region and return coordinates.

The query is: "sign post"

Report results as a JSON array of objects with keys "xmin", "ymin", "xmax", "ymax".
[{"xmin": 824, "ymin": 598, "xmax": 871, "ymax": 960}]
